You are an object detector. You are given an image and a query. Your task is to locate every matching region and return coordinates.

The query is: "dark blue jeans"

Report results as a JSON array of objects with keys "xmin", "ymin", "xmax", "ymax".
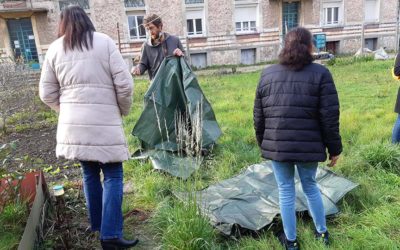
[
  {"xmin": 81, "ymin": 161, "xmax": 123, "ymax": 240},
  {"xmin": 392, "ymin": 115, "xmax": 400, "ymax": 143}
]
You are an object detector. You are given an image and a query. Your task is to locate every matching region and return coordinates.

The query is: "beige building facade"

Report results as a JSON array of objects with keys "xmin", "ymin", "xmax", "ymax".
[{"xmin": 0, "ymin": 0, "xmax": 398, "ymax": 68}]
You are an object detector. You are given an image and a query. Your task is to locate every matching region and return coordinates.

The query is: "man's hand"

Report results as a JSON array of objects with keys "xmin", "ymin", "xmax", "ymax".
[
  {"xmin": 131, "ymin": 66, "xmax": 141, "ymax": 76},
  {"xmin": 173, "ymin": 48, "xmax": 184, "ymax": 57},
  {"xmin": 328, "ymin": 155, "xmax": 340, "ymax": 167}
]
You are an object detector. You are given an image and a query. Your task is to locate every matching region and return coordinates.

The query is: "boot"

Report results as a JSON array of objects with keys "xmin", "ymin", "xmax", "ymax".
[
  {"xmin": 100, "ymin": 238, "xmax": 139, "ymax": 249},
  {"xmin": 276, "ymin": 231, "xmax": 300, "ymax": 250},
  {"xmin": 315, "ymin": 230, "xmax": 330, "ymax": 246}
]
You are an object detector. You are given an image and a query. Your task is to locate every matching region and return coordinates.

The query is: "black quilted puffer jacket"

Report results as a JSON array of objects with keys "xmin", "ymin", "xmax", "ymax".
[{"xmin": 253, "ymin": 63, "xmax": 342, "ymax": 162}]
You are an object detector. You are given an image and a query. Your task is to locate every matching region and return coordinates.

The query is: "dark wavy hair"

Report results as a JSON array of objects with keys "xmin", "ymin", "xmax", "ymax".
[
  {"xmin": 58, "ymin": 6, "xmax": 95, "ymax": 52},
  {"xmin": 144, "ymin": 14, "xmax": 163, "ymax": 28},
  {"xmin": 279, "ymin": 27, "xmax": 314, "ymax": 71}
]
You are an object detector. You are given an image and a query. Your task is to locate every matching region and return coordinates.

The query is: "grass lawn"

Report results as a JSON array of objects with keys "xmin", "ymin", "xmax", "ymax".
[
  {"xmin": 1, "ymin": 59, "xmax": 397, "ymax": 249},
  {"xmin": 122, "ymin": 59, "xmax": 400, "ymax": 249}
]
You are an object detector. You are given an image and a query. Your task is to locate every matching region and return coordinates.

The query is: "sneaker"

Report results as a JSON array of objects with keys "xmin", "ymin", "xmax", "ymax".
[
  {"xmin": 315, "ymin": 230, "xmax": 330, "ymax": 246},
  {"xmin": 276, "ymin": 231, "xmax": 300, "ymax": 250}
]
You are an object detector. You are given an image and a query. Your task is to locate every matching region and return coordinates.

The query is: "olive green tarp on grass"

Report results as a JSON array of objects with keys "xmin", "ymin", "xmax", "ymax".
[{"xmin": 175, "ymin": 161, "xmax": 358, "ymax": 235}]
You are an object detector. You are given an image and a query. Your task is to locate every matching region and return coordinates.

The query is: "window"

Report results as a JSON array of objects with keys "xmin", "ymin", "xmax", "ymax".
[
  {"xmin": 324, "ymin": 7, "xmax": 339, "ymax": 25},
  {"xmin": 185, "ymin": 0, "xmax": 204, "ymax": 4},
  {"xmin": 187, "ymin": 19, "xmax": 203, "ymax": 35},
  {"xmin": 322, "ymin": 1, "xmax": 343, "ymax": 26},
  {"xmin": 124, "ymin": 0, "xmax": 145, "ymax": 8},
  {"xmin": 128, "ymin": 15, "xmax": 146, "ymax": 40},
  {"xmin": 190, "ymin": 53, "xmax": 207, "ymax": 69},
  {"xmin": 236, "ymin": 21, "xmax": 256, "ymax": 32},
  {"xmin": 235, "ymin": 6, "xmax": 257, "ymax": 33},
  {"xmin": 186, "ymin": 9, "xmax": 204, "ymax": 36},
  {"xmin": 59, "ymin": 0, "xmax": 90, "ymax": 10},
  {"xmin": 365, "ymin": 0, "xmax": 379, "ymax": 22},
  {"xmin": 365, "ymin": 38, "xmax": 377, "ymax": 51},
  {"xmin": 241, "ymin": 48, "xmax": 256, "ymax": 65},
  {"xmin": 326, "ymin": 41, "xmax": 340, "ymax": 54}
]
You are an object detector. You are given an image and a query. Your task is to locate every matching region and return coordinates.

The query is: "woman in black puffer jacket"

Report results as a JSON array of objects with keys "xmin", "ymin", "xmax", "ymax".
[
  {"xmin": 392, "ymin": 54, "xmax": 400, "ymax": 143},
  {"xmin": 253, "ymin": 27, "xmax": 342, "ymax": 250}
]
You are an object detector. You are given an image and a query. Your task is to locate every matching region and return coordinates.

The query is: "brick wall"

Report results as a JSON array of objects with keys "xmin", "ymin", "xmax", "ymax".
[{"xmin": 208, "ymin": 0, "xmax": 234, "ymax": 36}]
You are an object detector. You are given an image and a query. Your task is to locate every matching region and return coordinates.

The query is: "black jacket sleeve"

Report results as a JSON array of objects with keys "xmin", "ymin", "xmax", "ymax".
[
  {"xmin": 319, "ymin": 70, "xmax": 342, "ymax": 156},
  {"xmin": 137, "ymin": 43, "xmax": 149, "ymax": 75},
  {"xmin": 253, "ymin": 81, "xmax": 265, "ymax": 146},
  {"xmin": 395, "ymin": 53, "xmax": 400, "ymax": 76}
]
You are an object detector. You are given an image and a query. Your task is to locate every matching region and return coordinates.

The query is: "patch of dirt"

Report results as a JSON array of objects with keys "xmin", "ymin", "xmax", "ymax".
[
  {"xmin": 44, "ymin": 188, "xmax": 160, "ymax": 249},
  {"xmin": 0, "ymin": 125, "xmax": 81, "ymax": 183},
  {"xmin": 1, "ymin": 125, "xmax": 161, "ymax": 249},
  {"xmin": 124, "ymin": 209, "xmax": 161, "ymax": 250}
]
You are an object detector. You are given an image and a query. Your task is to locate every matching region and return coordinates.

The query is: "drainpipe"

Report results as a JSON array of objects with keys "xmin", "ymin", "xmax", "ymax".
[
  {"xmin": 361, "ymin": 0, "xmax": 365, "ymax": 55},
  {"xmin": 117, "ymin": 22, "xmax": 121, "ymax": 53}
]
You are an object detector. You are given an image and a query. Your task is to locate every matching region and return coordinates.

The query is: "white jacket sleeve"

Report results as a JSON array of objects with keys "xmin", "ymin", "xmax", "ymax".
[
  {"xmin": 39, "ymin": 52, "xmax": 60, "ymax": 112},
  {"xmin": 108, "ymin": 38, "xmax": 134, "ymax": 116}
]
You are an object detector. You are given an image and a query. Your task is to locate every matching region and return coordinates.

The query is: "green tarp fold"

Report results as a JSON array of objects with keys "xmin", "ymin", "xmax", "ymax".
[
  {"xmin": 176, "ymin": 161, "xmax": 358, "ymax": 235},
  {"xmin": 132, "ymin": 57, "xmax": 221, "ymax": 179}
]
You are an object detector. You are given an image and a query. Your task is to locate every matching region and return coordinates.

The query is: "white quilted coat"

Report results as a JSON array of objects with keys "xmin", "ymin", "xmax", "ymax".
[{"xmin": 39, "ymin": 32, "xmax": 133, "ymax": 163}]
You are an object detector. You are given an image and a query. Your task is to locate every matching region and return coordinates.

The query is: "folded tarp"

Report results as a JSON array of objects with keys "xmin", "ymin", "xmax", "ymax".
[{"xmin": 176, "ymin": 161, "xmax": 358, "ymax": 235}]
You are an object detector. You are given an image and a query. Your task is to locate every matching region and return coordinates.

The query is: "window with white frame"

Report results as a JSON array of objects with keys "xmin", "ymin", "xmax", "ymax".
[
  {"xmin": 128, "ymin": 15, "xmax": 146, "ymax": 40},
  {"xmin": 322, "ymin": 1, "xmax": 343, "ymax": 26},
  {"xmin": 186, "ymin": 9, "xmax": 204, "ymax": 36},
  {"xmin": 235, "ymin": 6, "xmax": 257, "ymax": 33},
  {"xmin": 365, "ymin": 0, "xmax": 379, "ymax": 22}
]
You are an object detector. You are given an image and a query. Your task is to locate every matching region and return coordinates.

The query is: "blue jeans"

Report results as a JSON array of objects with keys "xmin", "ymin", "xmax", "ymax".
[
  {"xmin": 81, "ymin": 161, "xmax": 124, "ymax": 240},
  {"xmin": 271, "ymin": 161, "xmax": 327, "ymax": 241},
  {"xmin": 392, "ymin": 115, "xmax": 400, "ymax": 143}
]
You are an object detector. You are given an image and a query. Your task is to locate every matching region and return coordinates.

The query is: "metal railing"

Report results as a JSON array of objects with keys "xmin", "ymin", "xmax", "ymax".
[
  {"xmin": 59, "ymin": 0, "xmax": 90, "ymax": 10},
  {"xmin": 124, "ymin": 0, "xmax": 145, "ymax": 8}
]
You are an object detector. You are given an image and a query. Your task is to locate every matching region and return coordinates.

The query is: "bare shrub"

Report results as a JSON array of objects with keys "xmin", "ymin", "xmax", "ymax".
[{"xmin": 0, "ymin": 58, "xmax": 37, "ymax": 134}]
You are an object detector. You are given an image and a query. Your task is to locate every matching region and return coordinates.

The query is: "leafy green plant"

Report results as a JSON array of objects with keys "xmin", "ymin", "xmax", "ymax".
[
  {"xmin": 0, "ymin": 141, "xmax": 17, "ymax": 169},
  {"xmin": 0, "ymin": 201, "xmax": 28, "ymax": 226}
]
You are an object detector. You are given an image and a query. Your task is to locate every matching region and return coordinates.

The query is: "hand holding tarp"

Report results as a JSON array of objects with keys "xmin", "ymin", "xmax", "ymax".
[
  {"xmin": 173, "ymin": 48, "xmax": 184, "ymax": 57},
  {"xmin": 131, "ymin": 66, "xmax": 141, "ymax": 76}
]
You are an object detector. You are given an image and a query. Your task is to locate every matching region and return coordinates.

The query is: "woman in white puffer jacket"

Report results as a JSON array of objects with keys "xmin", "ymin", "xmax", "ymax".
[{"xmin": 39, "ymin": 6, "xmax": 138, "ymax": 249}]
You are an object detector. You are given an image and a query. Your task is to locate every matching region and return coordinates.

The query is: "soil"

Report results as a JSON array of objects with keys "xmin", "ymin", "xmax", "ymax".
[
  {"xmin": 0, "ymin": 125, "xmax": 159, "ymax": 249},
  {"xmin": 0, "ymin": 125, "xmax": 82, "ymax": 187}
]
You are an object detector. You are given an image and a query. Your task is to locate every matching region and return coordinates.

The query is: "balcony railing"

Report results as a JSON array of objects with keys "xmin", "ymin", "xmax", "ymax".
[
  {"xmin": 124, "ymin": 0, "xmax": 145, "ymax": 8},
  {"xmin": 0, "ymin": 0, "xmax": 27, "ymax": 9},
  {"xmin": 59, "ymin": 0, "xmax": 90, "ymax": 11},
  {"xmin": 185, "ymin": 0, "xmax": 204, "ymax": 4}
]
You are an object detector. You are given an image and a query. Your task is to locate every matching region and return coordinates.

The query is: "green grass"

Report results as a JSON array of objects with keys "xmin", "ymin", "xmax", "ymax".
[
  {"xmin": 122, "ymin": 59, "xmax": 400, "ymax": 249},
  {"xmin": 0, "ymin": 202, "xmax": 29, "ymax": 250}
]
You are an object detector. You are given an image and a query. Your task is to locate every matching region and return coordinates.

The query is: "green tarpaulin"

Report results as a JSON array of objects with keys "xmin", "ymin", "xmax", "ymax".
[
  {"xmin": 132, "ymin": 57, "xmax": 221, "ymax": 179},
  {"xmin": 176, "ymin": 161, "xmax": 358, "ymax": 235}
]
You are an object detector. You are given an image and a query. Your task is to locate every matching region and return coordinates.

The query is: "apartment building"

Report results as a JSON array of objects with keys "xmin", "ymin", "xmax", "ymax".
[{"xmin": 0, "ymin": 0, "xmax": 397, "ymax": 69}]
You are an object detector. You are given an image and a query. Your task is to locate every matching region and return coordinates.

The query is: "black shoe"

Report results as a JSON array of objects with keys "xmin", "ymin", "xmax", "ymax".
[
  {"xmin": 315, "ymin": 230, "xmax": 330, "ymax": 246},
  {"xmin": 276, "ymin": 231, "xmax": 300, "ymax": 250},
  {"xmin": 100, "ymin": 238, "xmax": 139, "ymax": 250}
]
